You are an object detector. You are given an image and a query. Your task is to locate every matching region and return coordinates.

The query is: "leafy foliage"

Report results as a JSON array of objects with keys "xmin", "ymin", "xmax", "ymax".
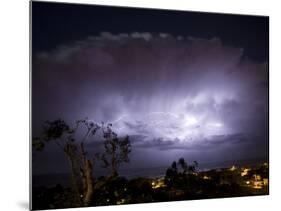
[
  {"xmin": 97, "ymin": 123, "xmax": 132, "ymax": 178},
  {"xmin": 32, "ymin": 137, "xmax": 45, "ymax": 151},
  {"xmin": 32, "ymin": 118, "xmax": 131, "ymax": 206},
  {"xmin": 32, "ymin": 118, "xmax": 101, "ymax": 206},
  {"xmin": 42, "ymin": 119, "xmax": 70, "ymax": 142},
  {"xmin": 165, "ymin": 158, "xmax": 198, "ymax": 188}
]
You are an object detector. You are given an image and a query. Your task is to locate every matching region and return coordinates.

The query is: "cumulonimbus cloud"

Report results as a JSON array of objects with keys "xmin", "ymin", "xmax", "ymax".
[{"xmin": 33, "ymin": 32, "xmax": 268, "ymax": 155}]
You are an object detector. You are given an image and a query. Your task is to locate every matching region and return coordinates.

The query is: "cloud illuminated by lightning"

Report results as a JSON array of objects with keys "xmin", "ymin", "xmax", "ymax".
[{"xmin": 110, "ymin": 110, "xmax": 226, "ymax": 143}]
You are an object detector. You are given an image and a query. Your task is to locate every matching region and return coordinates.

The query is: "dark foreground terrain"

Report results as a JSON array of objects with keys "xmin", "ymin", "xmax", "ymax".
[{"xmin": 32, "ymin": 162, "xmax": 268, "ymax": 210}]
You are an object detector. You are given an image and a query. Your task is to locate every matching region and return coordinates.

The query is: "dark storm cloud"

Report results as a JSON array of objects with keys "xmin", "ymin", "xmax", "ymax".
[
  {"xmin": 133, "ymin": 137, "xmax": 178, "ymax": 149},
  {"xmin": 136, "ymin": 133, "xmax": 250, "ymax": 151},
  {"xmin": 33, "ymin": 32, "xmax": 268, "ymax": 173}
]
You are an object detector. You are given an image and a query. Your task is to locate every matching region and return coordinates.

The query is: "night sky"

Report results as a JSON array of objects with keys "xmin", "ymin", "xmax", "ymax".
[{"xmin": 32, "ymin": 1, "xmax": 269, "ymax": 175}]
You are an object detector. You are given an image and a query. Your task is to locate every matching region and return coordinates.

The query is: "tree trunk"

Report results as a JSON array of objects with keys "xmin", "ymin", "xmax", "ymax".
[
  {"xmin": 67, "ymin": 155, "xmax": 82, "ymax": 206},
  {"xmin": 110, "ymin": 150, "xmax": 118, "ymax": 178},
  {"xmin": 83, "ymin": 159, "xmax": 93, "ymax": 206},
  {"xmin": 110, "ymin": 166, "xmax": 118, "ymax": 178},
  {"xmin": 80, "ymin": 142, "xmax": 94, "ymax": 206}
]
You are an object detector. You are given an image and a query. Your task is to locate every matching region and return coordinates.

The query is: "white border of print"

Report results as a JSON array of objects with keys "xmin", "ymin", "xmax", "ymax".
[{"xmin": 0, "ymin": 0, "xmax": 280, "ymax": 210}]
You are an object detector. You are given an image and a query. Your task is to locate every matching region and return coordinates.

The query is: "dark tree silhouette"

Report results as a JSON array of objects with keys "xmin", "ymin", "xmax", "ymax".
[
  {"xmin": 178, "ymin": 158, "xmax": 188, "ymax": 174},
  {"xmin": 33, "ymin": 118, "xmax": 100, "ymax": 206},
  {"xmin": 97, "ymin": 123, "xmax": 132, "ymax": 179},
  {"xmin": 33, "ymin": 118, "xmax": 132, "ymax": 206},
  {"xmin": 165, "ymin": 160, "xmax": 179, "ymax": 187},
  {"xmin": 188, "ymin": 161, "xmax": 199, "ymax": 174},
  {"xmin": 165, "ymin": 158, "xmax": 199, "ymax": 188}
]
